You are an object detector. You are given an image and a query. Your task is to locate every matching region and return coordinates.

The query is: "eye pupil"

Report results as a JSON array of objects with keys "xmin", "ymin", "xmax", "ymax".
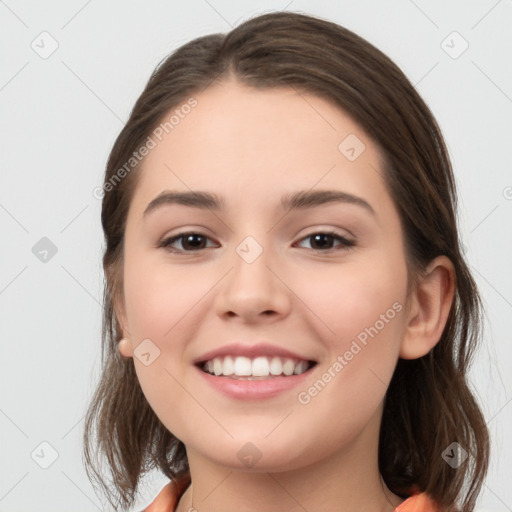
[
  {"xmin": 183, "ymin": 234, "xmax": 205, "ymax": 249},
  {"xmin": 311, "ymin": 233, "xmax": 333, "ymax": 249}
]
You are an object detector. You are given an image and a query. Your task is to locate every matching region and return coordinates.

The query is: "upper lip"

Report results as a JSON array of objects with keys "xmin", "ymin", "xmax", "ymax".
[{"xmin": 194, "ymin": 343, "xmax": 316, "ymax": 365}]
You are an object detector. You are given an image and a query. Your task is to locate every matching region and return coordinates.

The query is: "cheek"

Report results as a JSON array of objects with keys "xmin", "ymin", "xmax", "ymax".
[
  {"xmin": 291, "ymin": 268, "xmax": 406, "ymax": 457},
  {"xmin": 122, "ymin": 257, "xmax": 205, "ymax": 433},
  {"xmin": 290, "ymin": 251, "xmax": 408, "ymax": 408},
  {"xmin": 122, "ymin": 255, "xmax": 217, "ymax": 419},
  {"xmin": 123, "ymin": 254, "xmax": 208, "ymax": 342},
  {"xmin": 290, "ymin": 250, "xmax": 407, "ymax": 345}
]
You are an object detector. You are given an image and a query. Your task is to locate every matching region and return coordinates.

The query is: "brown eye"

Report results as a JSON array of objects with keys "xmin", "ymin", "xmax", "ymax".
[
  {"xmin": 296, "ymin": 232, "xmax": 354, "ymax": 251},
  {"xmin": 160, "ymin": 233, "xmax": 215, "ymax": 252}
]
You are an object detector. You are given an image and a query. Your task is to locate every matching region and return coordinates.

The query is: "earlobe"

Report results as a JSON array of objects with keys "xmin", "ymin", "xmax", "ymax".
[
  {"xmin": 118, "ymin": 337, "xmax": 134, "ymax": 358},
  {"xmin": 400, "ymin": 256, "xmax": 456, "ymax": 360}
]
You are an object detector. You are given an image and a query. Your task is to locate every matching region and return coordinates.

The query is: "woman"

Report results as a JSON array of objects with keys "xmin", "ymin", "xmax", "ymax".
[{"xmin": 84, "ymin": 11, "xmax": 489, "ymax": 512}]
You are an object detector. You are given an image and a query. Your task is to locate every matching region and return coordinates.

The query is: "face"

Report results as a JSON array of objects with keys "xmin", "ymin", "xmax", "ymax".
[{"xmin": 118, "ymin": 79, "xmax": 410, "ymax": 471}]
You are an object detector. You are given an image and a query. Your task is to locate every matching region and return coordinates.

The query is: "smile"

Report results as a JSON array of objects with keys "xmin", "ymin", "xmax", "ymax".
[{"xmin": 200, "ymin": 355, "xmax": 316, "ymax": 379}]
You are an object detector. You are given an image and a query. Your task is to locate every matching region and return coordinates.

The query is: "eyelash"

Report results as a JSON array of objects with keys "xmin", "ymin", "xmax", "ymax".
[{"xmin": 158, "ymin": 231, "xmax": 355, "ymax": 254}]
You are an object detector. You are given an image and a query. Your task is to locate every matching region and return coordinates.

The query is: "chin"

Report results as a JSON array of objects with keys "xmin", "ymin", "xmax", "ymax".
[{"xmin": 187, "ymin": 433, "xmax": 319, "ymax": 473}]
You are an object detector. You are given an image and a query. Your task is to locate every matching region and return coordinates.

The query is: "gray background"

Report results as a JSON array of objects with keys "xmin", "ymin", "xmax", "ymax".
[{"xmin": 1, "ymin": 1, "xmax": 511, "ymax": 511}]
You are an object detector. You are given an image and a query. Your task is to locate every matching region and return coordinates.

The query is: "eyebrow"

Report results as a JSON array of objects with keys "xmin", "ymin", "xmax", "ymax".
[{"xmin": 143, "ymin": 189, "xmax": 376, "ymax": 217}]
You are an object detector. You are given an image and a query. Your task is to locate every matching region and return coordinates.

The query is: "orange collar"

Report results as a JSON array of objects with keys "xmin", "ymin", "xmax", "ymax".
[
  {"xmin": 144, "ymin": 481, "xmax": 440, "ymax": 512},
  {"xmin": 395, "ymin": 491, "xmax": 442, "ymax": 512}
]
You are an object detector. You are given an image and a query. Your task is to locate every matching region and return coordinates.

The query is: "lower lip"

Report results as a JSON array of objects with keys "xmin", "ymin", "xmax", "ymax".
[{"xmin": 195, "ymin": 366, "xmax": 314, "ymax": 400}]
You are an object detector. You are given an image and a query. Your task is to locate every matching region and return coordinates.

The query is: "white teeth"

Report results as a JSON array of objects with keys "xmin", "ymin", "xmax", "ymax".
[
  {"xmin": 269, "ymin": 357, "xmax": 283, "ymax": 375},
  {"xmin": 202, "ymin": 355, "xmax": 311, "ymax": 377},
  {"xmin": 222, "ymin": 355, "xmax": 234, "ymax": 376},
  {"xmin": 282, "ymin": 359, "xmax": 295, "ymax": 376},
  {"xmin": 213, "ymin": 358, "xmax": 223, "ymax": 376},
  {"xmin": 233, "ymin": 356, "xmax": 252, "ymax": 376},
  {"xmin": 252, "ymin": 356, "xmax": 270, "ymax": 377}
]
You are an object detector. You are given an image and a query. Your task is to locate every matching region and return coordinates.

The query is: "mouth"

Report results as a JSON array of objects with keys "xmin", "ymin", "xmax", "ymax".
[{"xmin": 196, "ymin": 355, "xmax": 317, "ymax": 380}]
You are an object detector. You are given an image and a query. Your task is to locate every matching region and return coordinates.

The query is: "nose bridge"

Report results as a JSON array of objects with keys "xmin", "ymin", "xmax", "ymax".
[
  {"xmin": 230, "ymin": 233, "xmax": 275, "ymax": 299},
  {"xmin": 214, "ymin": 232, "xmax": 290, "ymax": 320}
]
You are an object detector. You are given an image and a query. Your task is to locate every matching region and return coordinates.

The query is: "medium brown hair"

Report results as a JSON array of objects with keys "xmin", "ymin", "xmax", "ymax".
[{"xmin": 84, "ymin": 11, "xmax": 489, "ymax": 511}]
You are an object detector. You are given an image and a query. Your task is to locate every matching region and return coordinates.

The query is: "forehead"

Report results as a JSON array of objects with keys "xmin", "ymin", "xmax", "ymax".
[{"xmin": 129, "ymin": 79, "xmax": 390, "ymax": 216}]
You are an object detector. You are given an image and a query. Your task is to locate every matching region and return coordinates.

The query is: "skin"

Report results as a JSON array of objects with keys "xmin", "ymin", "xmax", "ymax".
[{"xmin": 116, "ymin": 79, "xmax": 455, "ymax": 512}]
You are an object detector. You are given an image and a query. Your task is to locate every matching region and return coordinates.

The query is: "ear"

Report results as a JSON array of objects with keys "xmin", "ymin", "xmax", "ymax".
[
  {"xmin": 114, "ymin": 295, "xmax": 134, "ymax": 358},
  {"xmin": 108, "ymin": 269, "xmax": 134, "ymax": 358},
  {"xmin": 400, "ymin": 255, "xmax": 456, "ymax": 359}
]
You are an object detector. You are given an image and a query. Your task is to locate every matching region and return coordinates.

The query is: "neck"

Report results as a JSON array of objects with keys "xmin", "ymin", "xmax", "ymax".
[{"xmin": 176, "ymin": 409, "xmax": 404, "ymax": 512}]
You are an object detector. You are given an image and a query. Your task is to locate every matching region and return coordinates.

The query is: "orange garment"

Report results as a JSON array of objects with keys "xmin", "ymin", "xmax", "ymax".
[
  {"xmin": 144, "ymin": 479, "xmax": 441, "ymax": 512},
  {"xmin": 395, "ymin": 492, "xmax": 442, "ymax": 512}
]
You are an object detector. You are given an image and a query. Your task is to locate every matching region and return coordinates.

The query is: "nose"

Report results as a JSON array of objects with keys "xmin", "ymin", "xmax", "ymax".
[{"xmin": 213, "ymin": 240, "xmax": 292, "ymax": 324}]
